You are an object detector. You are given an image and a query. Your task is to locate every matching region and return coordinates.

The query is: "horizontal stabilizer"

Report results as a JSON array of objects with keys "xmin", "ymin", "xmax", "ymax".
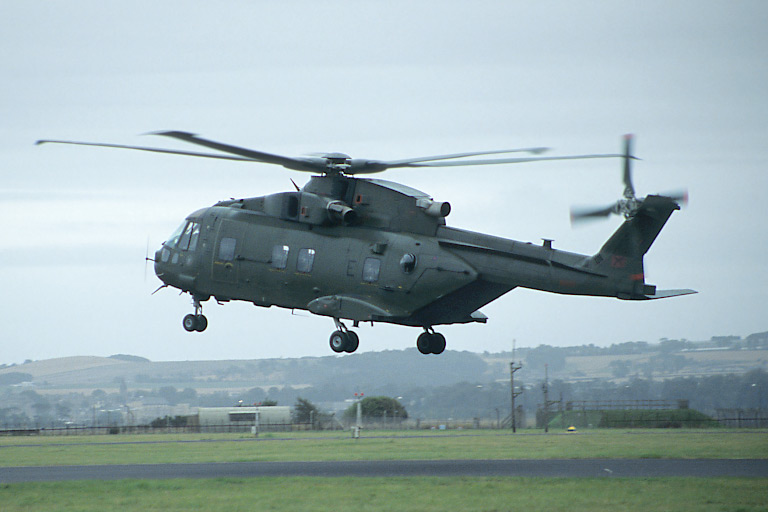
[{"xmin": 644, "ymin": 289, "xmax": 698, "ymax": 300}]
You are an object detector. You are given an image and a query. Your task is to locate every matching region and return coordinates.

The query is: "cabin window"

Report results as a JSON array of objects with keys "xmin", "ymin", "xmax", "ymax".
[
  {"xmin": 400, "ymin": 253, "xmax": 417, "ymax": 274},
  {"xmin": 362, "ymin": 257, "xmax": 381, "ymax": 283},
  {"xmin": 297, "ymin": 248, "xmax": 316, "ymax": 273},
  {"xmin": 218, "ymin": 237, "xmax": 236, "ymax": 261},
  {"xmin": 271, "ymin": 245, "xmax": 289, "ymax": 269}
]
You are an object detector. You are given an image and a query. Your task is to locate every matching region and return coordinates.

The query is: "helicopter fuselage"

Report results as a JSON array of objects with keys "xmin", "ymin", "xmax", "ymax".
[{"xmin": 154, "ymin": 175, "xmax": 683, "ymax": 340}]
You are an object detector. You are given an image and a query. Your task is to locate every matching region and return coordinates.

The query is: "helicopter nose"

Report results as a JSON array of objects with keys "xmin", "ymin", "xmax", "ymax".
[{"xmin": 154, "ymin": 247, "xmax": 168, "ymax": 280}]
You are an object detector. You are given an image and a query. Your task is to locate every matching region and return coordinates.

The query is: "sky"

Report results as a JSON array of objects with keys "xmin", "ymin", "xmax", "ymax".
[{"xmin": 1, "ymin": 1, "xmax": 767, "ymax": 364}]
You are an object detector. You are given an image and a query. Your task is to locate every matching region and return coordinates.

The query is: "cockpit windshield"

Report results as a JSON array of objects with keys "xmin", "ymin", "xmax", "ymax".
[{"xmin": 165, "ymin": 220, "xmax": 201, "ymax": 251}]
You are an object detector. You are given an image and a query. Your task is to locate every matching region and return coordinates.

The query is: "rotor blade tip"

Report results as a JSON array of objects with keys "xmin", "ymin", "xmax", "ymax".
[{"xmin": 151, "ymin": 130, "xmax": 197, "ymax": 138}]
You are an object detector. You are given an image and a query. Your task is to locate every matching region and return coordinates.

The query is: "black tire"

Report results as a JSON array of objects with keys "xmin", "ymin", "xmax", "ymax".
[
  {"xmin": 195, "ymin": 315, "xmax": 208, "ymax": 332},
  {"xmin": 345, "ymin": 331, "xmax": 359, "ymax": 353},
  {"xmin": 417, "ymin": 332, "xmax": 432, "ymax": 354},
  {"xmin": 329, "ymin": 330, "xmax": 348, "ymax": 353},
  {"xmin": 431, "ymin": 333, "xmax": 446, "ymax": 354},
  {"xmin": 183, "ymin": 314, "xmax": 197, "ymax": 332}
]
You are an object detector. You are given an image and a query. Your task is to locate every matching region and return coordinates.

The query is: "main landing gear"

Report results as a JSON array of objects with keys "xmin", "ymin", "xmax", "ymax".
[
  {"xmin": 417, "ymin": 329, "xmax": 446, "ymax": 355},
  {"xmin": 329, "ymin": 319, "xmax": 359, "ymax": 353},
  {"xmin": 183, "ymin": 296, "xmax": 208, "ymax": 332},
  {"xmin": 327, "ymin": 321, "xmax": 446, "ymax": 355}
]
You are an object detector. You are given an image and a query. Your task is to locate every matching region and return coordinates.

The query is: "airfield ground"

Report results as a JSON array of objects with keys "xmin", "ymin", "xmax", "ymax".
[{"xmin": 1, "ymin": 430, "xmax": 766, "ymax": 511}]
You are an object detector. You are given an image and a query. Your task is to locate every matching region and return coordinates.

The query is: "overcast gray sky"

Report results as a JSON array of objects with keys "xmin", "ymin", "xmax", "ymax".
[{"xmin": 1, "ymin": 1, "xmax": 766, "ymax": 363}]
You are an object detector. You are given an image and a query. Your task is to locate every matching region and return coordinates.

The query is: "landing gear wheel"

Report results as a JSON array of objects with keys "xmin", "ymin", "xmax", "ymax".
[
  {"xmin": 417, "ymin": 331, "xmax": 446, "ymax": 355},
  {"xmin": 183, "ymin": 314, "xmax": 198, "ymax": 332},
  {"xmin": 194, "ymin": 314, "xmax": 208, "ymax": 332},
  {"xmin": 344, "ymin": 331, "xmax": 359, "ymax": 353},
  {"xmin": 417, "ymin": 332, "xmax": 432, "ymax": 354},
  {"xmin": 430, "ymin": 333, "xmax": 446, "ymax": 354},
  {"xmin": 330, "ymin": 330, "xmax": 348, "ymax": 353},
  {"xmin": 183, "ymin": 314, "xmax": 208, "ymax": 332}
]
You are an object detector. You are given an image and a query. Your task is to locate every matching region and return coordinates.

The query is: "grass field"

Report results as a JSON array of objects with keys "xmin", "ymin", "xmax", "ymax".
[
  {"xmin": 1, "ymin": 477, "xmax": 766, "ymax": 512},
  {"xmin": 1, "ymin": 429, "xmax": 766, "ymax": 467},
  {"xmin": 2, "ymin": 430, "xmax": 767, "ymax": 511}
]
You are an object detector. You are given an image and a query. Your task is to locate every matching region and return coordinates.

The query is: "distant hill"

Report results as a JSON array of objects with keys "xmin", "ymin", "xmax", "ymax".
[
  {"xmin": 2, "ymin": 342, "xmax": 766, "ymax": 397},
  {"xmin": 109, "ymin": 354, "xmax": 150, "ymax": 363},
  {"xmin": 0, "ymin": 356, "xmax": 129, "ymax": 381}
]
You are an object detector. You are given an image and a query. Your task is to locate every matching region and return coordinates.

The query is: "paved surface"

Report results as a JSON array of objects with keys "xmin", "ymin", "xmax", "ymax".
[{"xmin": 2, "ymin": 459, "xmax": 767, "ymax": 482}]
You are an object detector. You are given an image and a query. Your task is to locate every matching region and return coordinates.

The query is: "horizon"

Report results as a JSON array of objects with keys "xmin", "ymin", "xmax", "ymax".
[{"xmin": 3, "ymin": 327, "xmax": 765, "ymax": 367}]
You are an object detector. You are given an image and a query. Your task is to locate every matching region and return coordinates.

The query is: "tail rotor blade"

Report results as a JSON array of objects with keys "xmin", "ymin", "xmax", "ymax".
[
  {"xmin": 570, "ymin": 203, "xmax": 619, "ymax": 225},
  {"xmin": 658, "ymin": 188, "xmax": 688, "ymax": 206},
  {"xmin": 622, "ymin": 134, "xmax": 635, "ymax": 198}
]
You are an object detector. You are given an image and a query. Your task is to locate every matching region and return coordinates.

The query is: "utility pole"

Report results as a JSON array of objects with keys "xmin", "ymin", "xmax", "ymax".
[
  {"xmin": 540, "ymin": 364, "xmax": 558, "ymax": 433},
  {"xmin": 352, "ymin": 392, "xmax": 363, "ymax": 439},
  {"xmin": 542, "ymin": 364, "xmax": 549, "ymax": 433},
  {"xmin": 510, "ymin": 339, "xmax": 523, "ymax": 432}
]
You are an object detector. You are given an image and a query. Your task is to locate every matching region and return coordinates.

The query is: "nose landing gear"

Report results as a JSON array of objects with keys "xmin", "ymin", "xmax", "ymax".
[
  {"xmin": 417, "ymin": 328, "xmax": 446, "ymax": 355},
  {"xmin": 183, "ymin": 296, "xmax": 208, "ymax": 332},
  {"xmin": 329, "ymin": 318, "xmax": 359, "ymax": 353}
]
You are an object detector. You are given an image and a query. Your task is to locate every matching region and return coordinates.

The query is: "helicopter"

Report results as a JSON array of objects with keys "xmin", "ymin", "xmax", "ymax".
[{"xmin": 37, "ymin": 132, "xmax": 696, "ymax": 355}]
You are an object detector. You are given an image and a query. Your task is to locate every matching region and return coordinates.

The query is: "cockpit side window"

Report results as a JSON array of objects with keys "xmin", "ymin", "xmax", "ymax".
[
  {"xmin": 188, "ymin": 223, "xmax": 200, "ymax": 251},
  {"xmin": 178, "ymin": 223, "xmax": 194, "ymax": 250}
]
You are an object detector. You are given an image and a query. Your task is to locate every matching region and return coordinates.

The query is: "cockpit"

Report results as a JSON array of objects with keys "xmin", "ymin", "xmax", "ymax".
[
  {"xmin": 158, "ymin": 219, "xmax": 202, "ymax": 265},
  {"xmin": 166, "ymin": 220, "xmax": 201, "ymax": 251}
]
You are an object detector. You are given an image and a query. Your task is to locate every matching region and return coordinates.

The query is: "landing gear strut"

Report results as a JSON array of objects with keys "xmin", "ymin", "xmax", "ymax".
[
  {"xmin": 417, "ymin": 328, "xmax": 446, "ymax": 355},
  {"xmin": 183, "ymin": 296, "xmax": 208, "ymax": 332},
  {"xmin": 329, "ymin": 318, "xmax": 359, "ymax": 353}
]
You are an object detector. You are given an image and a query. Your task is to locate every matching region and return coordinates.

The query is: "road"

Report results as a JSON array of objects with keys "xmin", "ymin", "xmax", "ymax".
[{"xmin": 2, "ymin": 459, "xmax": 767, "ymax": 482}]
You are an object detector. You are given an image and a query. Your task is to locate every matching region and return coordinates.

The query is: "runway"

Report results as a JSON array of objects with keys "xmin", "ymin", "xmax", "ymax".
[{"xmin": 2, "ymin": 459, "xmax": 767, "ymax": 482}]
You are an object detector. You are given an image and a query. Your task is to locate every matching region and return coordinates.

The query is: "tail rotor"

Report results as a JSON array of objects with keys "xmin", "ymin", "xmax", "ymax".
[{"xmin": 570, "ymin": 135, "xmax": 687, "ymax": 226}]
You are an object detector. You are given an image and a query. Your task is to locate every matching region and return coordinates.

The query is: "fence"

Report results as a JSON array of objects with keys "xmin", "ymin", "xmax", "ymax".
[
  {"xmin": 715, "ymin": 409, "xmax": 768, "ymax": 428},
  {"xmin": 0, "ymin": 423, "xmax": 302, "ymax": 436},
  {"xmin": 3, "ymin": 410, "xmax": 767, "ymax": 436}
]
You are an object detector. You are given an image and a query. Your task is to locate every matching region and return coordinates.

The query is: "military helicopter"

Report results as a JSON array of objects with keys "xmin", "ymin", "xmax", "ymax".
[{"xmin": 37, "ymin": 132, "xmax": 695, "ymax": 355}]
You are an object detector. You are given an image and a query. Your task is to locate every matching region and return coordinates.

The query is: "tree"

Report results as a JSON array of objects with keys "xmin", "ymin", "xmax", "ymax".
[
  {"xmin": 293, "ymin": 397, "xmax": 318, "ymax": 423},
  {"xmin": 523, "ymin": 345, "xmax": 567, "ymax": 373},
  {"xmin": 343, "ymin": 396, "xmax": 408, "ymax": 422}
]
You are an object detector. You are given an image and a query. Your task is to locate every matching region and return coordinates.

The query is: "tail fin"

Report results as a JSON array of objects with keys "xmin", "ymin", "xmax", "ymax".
[{"xmin": 592, "ymin": 195, "xmax": 696, "ymax": 300}]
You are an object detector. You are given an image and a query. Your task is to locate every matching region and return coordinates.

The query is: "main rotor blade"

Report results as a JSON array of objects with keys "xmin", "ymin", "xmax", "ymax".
[
  {"xmin": 397, "ymin": 153, "xmax": 629, "ymax": 168},
  {"xmin": 152, "ymin": 131, "xmax": 324, "ymax": 172},
  {"xmin": 382, "ymin": 147, "xmax": 549, "ymax": 166},
  {"xmin": 35, "ymin": 140, "xmax": 258, "ymax": 162}
]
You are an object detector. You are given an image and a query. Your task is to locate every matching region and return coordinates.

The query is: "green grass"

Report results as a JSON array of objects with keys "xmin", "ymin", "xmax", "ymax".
[
  {"xmin": 1, "ymin": 429, "xmax": 766, "ymax": 467},
  {"xmin": 2, "ymin": 477, "xmax": 767, "ymax": 512},
  {"xmin": 2, "ymin": 430, "xmax": 767, "ymax": 511}
]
